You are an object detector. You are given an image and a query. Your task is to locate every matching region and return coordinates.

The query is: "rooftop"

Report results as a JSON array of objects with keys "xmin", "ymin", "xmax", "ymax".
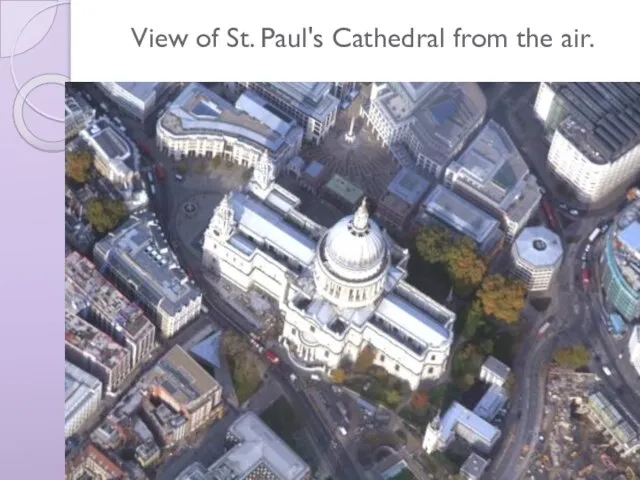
[
  {"xmin": 324, "ymin": 174, "xmax": 365, "ymax": 206},
  {"xmin": 235, "ymin": 90, "xmax": 299, "ymax": 137},
  {"xmin": 385, "ymin": 167, "xmax": 431, "ymax": 207},
  {"xmin": 103, "ymin": 82, "xmax": 169, "ymax": 102},
  {"xmin": 160, "ymin": 83, "xmax": 296, "ymax": 156},
  {"xmin": 65, "ymin": 310, "xmax": 129, "ymax": 370},
  {"xmin": 441, "ymin": 401, "xmax": 501, "ymax": 446},
  {"xmin": 422, "ymin": 185, "xmax": 501, "ymax": 244},
  {"xmin": 65, "ymin": 251, "xmax": 155, "ymax": 339},
  {"xmin": 482, "ymin": 355, "xmax": 511, "ymax": 380},
  {"xmin": 473, "ymin": 384, "xmax": 508, "ymax": 422},
  {"xmin": 208, "ymin": 412, "xmax": 311, "ymax": 480},
  {"xmin": 513, "ymin": 226, "xmax": 564, "ymax": 268},
  {"xmin": 229, "ymin": 192, "xmax": 317, "ymax": 267},
  {"xmin": 460, "ymin": 453, "xmax": 489, "ymax": 479},
  {"xmin": 549, "ymin": 82, "xmax": 640, "ymax": 164},
  {"xmin": 65, "ymin": 361, "xmax": 102, "ymax": 423},
  {"xmin": 449, "ymin": 119, "xmax": 534, "ymax": 208},
  {"xmin": 376, "ymin": 82, "xmax": 486, "ymax": 165},
  {"xmin": 146, "ymin": 345, "xmax": 220, "ymax": 408},
  {"xmin": 256, "ymin": 82, "xmax": 339, "ymax": 120},
  {"xmin": 93, "ymin": 210, "xmax": 201, "ymax": 317},
  {"xmin": 588, "ymin": 390, "xmax": 639, "ymax": 446},
  {"xmin": 80, "ymin": 117, "xmax": 135, "ymax": 178}
]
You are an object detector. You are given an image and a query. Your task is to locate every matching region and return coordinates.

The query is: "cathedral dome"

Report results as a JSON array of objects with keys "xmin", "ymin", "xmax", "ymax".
[{"xmin": 318, "ymin": 199, "xmax": 389, "ymax": 283}]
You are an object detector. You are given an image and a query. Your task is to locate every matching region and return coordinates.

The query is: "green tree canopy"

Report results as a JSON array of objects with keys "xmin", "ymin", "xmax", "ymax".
[
  {"xmin": 444, "ymin": 237, "xmax": 487, "ymax": 297},
  {"xmin": 553, "ymin": 345, "xmax": 591, "ymax": 369},
  {"xmin": 415, "ymin": 225, "xmax": 451, "ymax": 264},
  {"xmin": 85, "ymin": 198, "xmax": 127, "ymax": 233},
  {"xmin": 460, "ymin": 300, "xmax": 486, "ymax": 339},
  {"xmin": 477, "ymin": 274, "xmax": 527, "ymax": 324},
  {"xmin": 66, "ymin": 150, "xmax": 93, "ymax": 183}
]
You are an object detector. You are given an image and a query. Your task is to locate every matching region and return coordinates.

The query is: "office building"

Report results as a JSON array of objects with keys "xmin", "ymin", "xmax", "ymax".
[
  {"xmin": 479, "ymin": 356, "xmax": 511, "ymax": 387},
  {"xmin": 534, "ymin": 82, "xmax": 640, "ymax": 203},
  {"xmin": 511, "ymin": 226, "xmax": 563, "ymax": 292},
  {"xmin": 602, "ymin": 199, "xmax": 640, "ymax": 321},
  {"xmin": 157, "ymin": 84, "xmax": 303, "ymax": 172},
  {"xmin": 422, "ymin": 402, "xmax": 501, "ymax": 455},
  {"xmin": 65, "ymin": 310, "xmax": 131, "ymax": 393},
  {"xmin": 99, "ymin": 82, "xmax": 174, "ymax": 120},
  {"xmin": 230, "ymin": 82, "xmax": 339, "ymax": 144},
  {"xmin": 361, "ymin": 82, "xmax": 486, "ymax": 178},
  {"xmin": 460, "ymin": 453, "xmax": 489, "ymax": 480},
  {"xmin": 377, "ymin": 168, "xmax": 431, "ymax": 232},
  {"xmin": 80, "ymin": 117, "xmax": 138, "ymax": 187},
  {"xmin": 65, "ymin": 361, "xmax": 103, "ymax": 438},
  {"xmin": 203, "ymin": 159, "xmax": 457, "ymax": 390},
  {"xmin": 65, "ymin": 94, "xmax": 95, "ymax": 140},
  {"xmin": 65, "ymin": 251, "xmax": 156, "ymax": 368},
  {"xmin": 65, "ymin": 443, "xmax": 126, "ymax": 479},
  {"xmin": 94, "ymin": 210, "xmax": 202, "ymax": 338},
  {"xmin": 140, "ymin": 346, "xmax": 224, "ymax": 447},
  {"xmin": 204, "ymin": 412, "xmax": 311, "ymax": 480},
  {"xmin": 444, "ymin": 119, "xmax": 542, "ymax": 238},
  {"xmin": 586, "ymin": 390, "xmax": 640, "ymax": 458},
  {"xmin": 418, "ymin": 185, "xmax": 504, "ymax": 257}
]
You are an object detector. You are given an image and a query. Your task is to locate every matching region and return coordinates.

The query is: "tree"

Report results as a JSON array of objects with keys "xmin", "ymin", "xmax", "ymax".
[
  {"xmin": 444, "ymin": 237, "xmax": 486, "ymax": 297},
  {"xmin": 410, "ymin": 391, "xmax": 429, "ymax": 411},
  {"xmin": 477, "ymin": 274, "xmax": 527, "ymax": 324},
  {"xmin": 176, "ymin": 162, "xmax": 188, "ymax": 174},
  {"xmin": 66, "ymin": 150, "xmax": 93, "ymax": 183},
  {"xmin": 330, "ymin": 368, "xmax": 346, "ymax": 384},
  {"xmin": 85, "ymin": 198, "xmax": 127, "ymax": 233},
  {"xmin": 384, "ymin": 389, "xmax": 401, "ymax": 407},
  {"xmin": 354, "ymin": 344, "xmax": 376, "ymax": 374},
  {"xmin": 460, "ymin": 300, "xmax": 486, "ymax": 339},
  {"xmin": 553, "ymin": 345, "xmax": 591, "ymax": 369},
  {"xmin": 415, "ymin": 226, "xmax": 451, "ymax": 264}
]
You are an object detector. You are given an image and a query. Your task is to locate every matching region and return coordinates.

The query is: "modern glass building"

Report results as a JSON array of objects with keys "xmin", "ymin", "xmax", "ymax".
[{"xmin": 602, "ymin": 200, "xmax": 640, "ymax": 322}]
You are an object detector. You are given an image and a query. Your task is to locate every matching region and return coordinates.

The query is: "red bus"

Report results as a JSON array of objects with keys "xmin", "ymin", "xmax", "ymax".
[
  {"xmin": 581, "ymin": 268, "xmax": 591, "ymax": 289},
  {"xmin": 541, "ymin": 200, "xmax": 556, "ymax": 229},
  {"xmin": 265, "ymin": 350, "xmax": 280, "ymax": 365},
  {"xmin": 154, "ymin": 163, "xmax": 165, "ymax": 182}
]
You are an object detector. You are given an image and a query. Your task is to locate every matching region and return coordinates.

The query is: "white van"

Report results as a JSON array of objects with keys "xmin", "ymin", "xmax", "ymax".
[
  {"xmin": 602, "ymin": 366, "xmax": 612, "ymax": 376},
  {"xmin": 310, "ymin": 374, "xmax": 321, "ymax": 381},
  {"xmin": 337, "ymin": 426, "xmax": 348, "ymax": 436}
]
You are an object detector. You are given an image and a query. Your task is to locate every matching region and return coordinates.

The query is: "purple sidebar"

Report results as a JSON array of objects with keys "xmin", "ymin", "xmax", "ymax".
[{"xmin": 0, "ymin": 0, "xmax": 69, "ymax": 478}]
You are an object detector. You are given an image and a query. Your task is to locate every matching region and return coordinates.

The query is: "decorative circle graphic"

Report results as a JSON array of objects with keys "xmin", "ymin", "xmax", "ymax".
[
  {"xmin": 0, "ymin": 0, "xmax": 59, "ymax": 58},
  {"xmin": 13, "ymin": 73, "xmax": 67, "ymax": 152},
  {"xmin": 4, "ymin": 0, "xmax": 70, "ymax": 151}
]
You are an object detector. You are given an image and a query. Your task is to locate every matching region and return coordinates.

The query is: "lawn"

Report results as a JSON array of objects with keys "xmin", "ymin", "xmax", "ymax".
[{"xmin": 226, "ymin": 356, "xmax": 262, "ymax": 403}]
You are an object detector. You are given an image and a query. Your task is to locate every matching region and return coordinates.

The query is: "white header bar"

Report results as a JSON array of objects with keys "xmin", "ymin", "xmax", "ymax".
[{"xmin": 71, "ymin": 0, "xmax": 640, "ymax": 81}]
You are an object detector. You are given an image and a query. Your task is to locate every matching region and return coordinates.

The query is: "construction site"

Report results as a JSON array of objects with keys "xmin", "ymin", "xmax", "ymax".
[{"xmin": 522, "ymin": 368, "xmax": 639, "ymax": 480}]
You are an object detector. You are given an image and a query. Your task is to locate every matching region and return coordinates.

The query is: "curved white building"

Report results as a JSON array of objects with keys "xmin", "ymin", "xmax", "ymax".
[
  {"xmin": 511, "ymin": 226, "xmax": 563, "ymax": 292},
  {"xmin": 156, "ymin": 83, "xmax": 303, "ymax": 172},
  {"xmin": 203, "ymin": 160, "xmax": 456, "ymax": 389}
]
